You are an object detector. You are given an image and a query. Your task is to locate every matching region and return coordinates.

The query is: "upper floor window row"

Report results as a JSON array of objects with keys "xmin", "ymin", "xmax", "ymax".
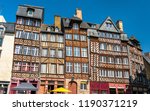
[
  {"xmin": 99, "ymin": 43, "xmax": 127, "ymax": 52},
  {"xmin": 41, "ymin": 34, "xmax": 64, "ymax": 43},
  {"xmin": 16, "ymin": 30, "xmax": 39, "ymax": 40},
  {"xmin": 15, "ymin": 45, "xmax": 39, "ymax": 56},
  {"xmin": 65, "ymin": 34, "xmax": 87, "ymax": 41},
  {"xmin": 97, "ymin": 32, "xmax": 120, "ymax": 39},
  {"xmin": 17, "ymin": 17, "xmax": 41, "ymax": 27}
]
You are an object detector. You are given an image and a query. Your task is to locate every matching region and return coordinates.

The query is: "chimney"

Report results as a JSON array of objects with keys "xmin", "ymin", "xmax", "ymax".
[
  {"xmin": 54, "ymin": 15, "xmax": 61, "ymax": 30},
  {"xmin": 116, "ymin": 20, "xmax": 123, "ymax": 32},
  {"xmin": 76, "ymin": 8, "xmax": 82, "ymax": 20}
]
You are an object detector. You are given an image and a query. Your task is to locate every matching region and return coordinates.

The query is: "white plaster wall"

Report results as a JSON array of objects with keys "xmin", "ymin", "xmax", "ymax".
[{"xmin": 0, "ymin": 33, "xmax": 14, "ymax": 81}]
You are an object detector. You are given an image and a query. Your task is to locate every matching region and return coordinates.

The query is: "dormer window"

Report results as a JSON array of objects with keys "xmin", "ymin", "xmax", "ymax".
[
  {"xmin": 55, "ymin": 27, "xmax": 59, "ymax": 32},
  {"xmin": 47, "ymin": 27, "xmax": 51, "ymax": 32},
  {"xmin": 73, "ymin": 23, "xmax": 79, "ymax": 29},
  {"xmin": 91, "ymin": 25, "xmax": 96, "ymax": 28},
  {"xmin": 27, "ymin": 9, "xmax": 34, "ymax": 17},
  {"xmin": 106, "ymin": 23, "xmax": 112, "ymax": 28}
]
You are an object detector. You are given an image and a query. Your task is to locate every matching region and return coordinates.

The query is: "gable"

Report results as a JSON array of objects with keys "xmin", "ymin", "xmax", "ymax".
[{"xmin": 99, "ymin": 17, "xmax": 120, "ymax": 33}]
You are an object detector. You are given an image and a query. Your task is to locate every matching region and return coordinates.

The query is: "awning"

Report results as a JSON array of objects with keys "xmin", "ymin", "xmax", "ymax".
[{"xmin": 12, "ymin": 82, "xmax": 38, "ymax": 91}]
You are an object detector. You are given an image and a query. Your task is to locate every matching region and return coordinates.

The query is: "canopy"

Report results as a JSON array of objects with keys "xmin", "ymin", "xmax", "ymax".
[
  {"xmin": 12, "ymin": 83, "xmax": 38, "ymax": 91},
  {"xmin": 51, "ymin": 87, "xmax": 71, "ymax": 93}
]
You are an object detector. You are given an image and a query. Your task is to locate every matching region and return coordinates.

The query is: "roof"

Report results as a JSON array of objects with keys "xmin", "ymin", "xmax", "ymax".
[
  {"xmin": 0, "ymin": 22, "xmax": 15, "ymax": 33},
  {"xmin": 0, "ymin": 15, "xmax": 6, "ymax": 22},
  {"xmin": 16, "ymin": 5, "xmax": 44, "ymax": 20},
  {"xmin": 143, "ymin": 55, "xmax": 150, "ymax": 64}
]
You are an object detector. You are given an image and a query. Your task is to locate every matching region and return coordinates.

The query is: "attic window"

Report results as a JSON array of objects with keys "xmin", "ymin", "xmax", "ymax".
[
  {"xmin": 27, "ymin": 9, "xmax": 34, "ymax": 17},
  {"xmin": 106, "ymin": 23, "xmax": 112, "ymax": 28},
  {"xmin": 91, "ymin": 25, "xmax": 96, "ymax": 28},
  {"xmin": 47, "ymin": 27, "xmax": 51, "ymax": 32},
  {"xmin": 55, "ymin": 27, "xmax": 59, "ymax": 32}
]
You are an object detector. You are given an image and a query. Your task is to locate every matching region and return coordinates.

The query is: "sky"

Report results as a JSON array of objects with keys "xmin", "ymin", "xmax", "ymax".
[{"xmin": 0, "ymin": 0, "xmax": 150, "ymax": 53}]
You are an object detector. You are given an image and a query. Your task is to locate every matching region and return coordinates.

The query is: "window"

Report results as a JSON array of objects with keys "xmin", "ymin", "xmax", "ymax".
[
  {"xmin": 0, "ymin": 38, "xmax": 3, "ymax": 46},
  {"xmin": 101, "ymin": 90, "xmax": 107, "ymax": 94},
  {"xmin": 13, "ymin": 62, "xmax": 21, "ymax": 71},
  {"xmin": 57, "ymin": 36, "xmax": 63, "ymax": 42},
  {"xmin": 57, "ymin": 65, "xmax": 64, "ymax": 74},
  {"xmin": 81, "ymin": 48, "xmax": 87, "ymax": 57},
  {"xmin": 108, "ymin": 70, "xmax": 114, "ymax": 77},
  {"xmin": 74, "ymin": 34, "xmax": 79, "ymax": 40},
  {"xmin": 80, "ymin": 83, "xmax": 87, "ymax": 90},
  {"xmin": 115, "ymin": 58, "xmax": 122, "ymax": 64},
  {"xmin": 74, "ymin": 63, "xmax": 81, "ymax": 73},
  {"xmin": 66, "ymin": 34, "xmax": 72, "ymax": 40},
  {"xmin": 30, "ymin": 63, "xmax": 38, "ymax": 72},
  {"xmin": 22, "ymin": 62, "xmax": 30, "ymax": 72},
  {"xmin": 25, "ymin": 19, "xmax": 33, "ymax": 26},
  {"xmin": 100, "ymin": 56, "xmax": 106, "ymax": 63},
  {"xmin": 122, "ymin": 46, "xmax": 127, "ymax": 52},
  {"xmin": 115, "ymin": 71, "xmax": 122, "ymax": 78},
  {"xmin": 100, "ymin": 43, "xmax": 107, "ymax": 50},
  {"xmin": 66, "ymin": 47, "xmax": 72, "ymax": 56},
  {"xmin": 32, "ymin": 33, "xmax": 39, "ymax": 40},
  {"xmin": 16, "ymin": 30, "xmax": 22, "ymax": 38},
  {"xmin": 42, "ymin": 49, "xmax": 48, "ymax": 56},
  {"xmin": 66, "ymin": 62, "xmax": 73, "ymax": 72},
  {"xmin": 50, "ymin": 35, "xmax": 56, "ymax": 42},
  {"xmin": 41, "ymin": 34, "xmax": 47, "ymax": 41},
  {"xmin": 35, "ymin": 20, "xmax": 40, "ymax": 27},
  {"xmin": 124, "ymin": 71, "xmax": 129, "ymax": 78},
  {"xmin": 123, "ymin": 58, "xmax": 128, "ymax": 65},
  {"xmin": 24, "ymin": 32, "xmax": 32, "ymax": 39},
  {"xmin": 106, "ymin": 23, "xmax": 112, "ymax": 29},
  {"xmin": 74, "ymin": 47, "xmax": 80, "ymax": 57},
  {"xmin": 23, "ymin": 46, "xmax": 31, "ymax": 55},
  {"xmin": 113, "ymin": 45, "xmax": 121, "ymax": 51},
  {"xmin": 73, "ymin": 23, "xmax": 79, "ymax": 29},
  {"xmin": 107, "ymin": 44, "xmax": 112, "ymax": 50},
  {"xmin": 80, "ymin": 35, "xmax": 86, "ymax": 41},
  {"xmin": 17, "ymin": 17, "xmax": 24, "ymax": 24},
  {"xmin": 82, "ymin": 63, "xmax": 88, "ymax": 73},
  {"xmin": 108, "ymin": 57, "xmax": 114, "ymax": 64},
  {"xmin": 58, "ymin": 50, "xmax": 63, "ymax": 58},
  {"xmin": 27, "ymin": 9, "xmax": 34, "ymax": 16},
  {"xmin": 114, "ymin": 34, "xmax": 120, "ymax": 39},
  {"xmin": 99, "ymin": 70, "xmax": 107, "ymax": 77},
  {"xmin": 31, "ymin": 47, "xmax": 39, "ymax": 56},
  {"xmin": 41, "ymin": 64, "xmax": 47, "ymax": 73},
  {"xmin": 50, "ymin": 64, "xmax": 56, "ymax": 74},
  {"xmin": 15, "ymin": 45, "xmax": 22, "ymax": 54},
  {"xmin": 50, "ymin": 49, "xmax": 56, "ymax": 57}
]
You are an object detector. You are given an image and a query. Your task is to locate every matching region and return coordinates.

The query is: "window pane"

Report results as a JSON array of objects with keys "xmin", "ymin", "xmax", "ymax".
[
  {"xmin": 82, "ymin": 63, "xmax": 88, "ymax": 73},
  {"xmin": 80, "ymin": 35, "xmax": 86, "ymax": 41},
  {"xmin": 81, "ymin": 48, "xmax": 87, "ymax": 57},
  {"xmin": 50, "ymin": 49, "xmax": 56, "ymax": 57},
  {"xmin": 42, "ymin": 49, "xmax": 48, "ymax": 56},
  {"xmin": 41, "ymin": 64, "xmax": 47, "ymax": 73},
  {"xmin": 57, "ymin": 65, "xmax": 64, "ymax": 74},
  {"xmin": 41, "ymin": 34, "xmax": 47, "ymax": 41},
  {"xmin": 58, "ymin": 50, "xmax": 63, "ymax": 58},
  {"xmin": 73, "ymin": 23, "xmax": 79, "ymax": 29},
  {"xmin": 74, "ymin": 34, "xmax": 79, "ymax": 40},
  {"xmin": 51, "ymin": 64, "xmax": 56, "ymax": 74},
  {"xmin": 66, "ymin": 34, "xmax": 72, "ymax": 40},
  {"xmin": 74, "ymin": 63, "xmax": 81, "ymax": 73},
  {"xmin": 57, "ymin": 36, "xmax": 63, "ymax": 42},
  {"xmin": 15, "ymin": 45, "xmax": 22, "ymax": 54},
  {"xmin": 50, "ymin": 35, "xmax": 55, "ymax": 42},
  {"xmin": 74, "ymin": 47, "xmax": 80, "ymax": 57},
  {"xmin": 66, "ymin": 47, "xmax": 72, "ymax": 56},
  {"xmin": 66, "ymin": 62, "xmax": 73, "ymax": 72}
]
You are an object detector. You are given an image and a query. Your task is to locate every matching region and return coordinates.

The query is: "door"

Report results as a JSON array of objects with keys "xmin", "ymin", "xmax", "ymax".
[{"xmin": 68, "ymin": 81, "xmax": 77, "ymax": 94}]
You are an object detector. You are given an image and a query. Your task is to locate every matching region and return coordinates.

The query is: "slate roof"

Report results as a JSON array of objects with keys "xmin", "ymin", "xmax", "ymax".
[
  {"xmin": 0, "ymin": 22, "xmax": 15, "ymax": 33},
  {"xmin": 16, "ymin": 5, "xmax": 44, "ymax": 20},
  {"xmin": 143, "ymin": 55, "xmax": 150, "ymax": 64}
]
